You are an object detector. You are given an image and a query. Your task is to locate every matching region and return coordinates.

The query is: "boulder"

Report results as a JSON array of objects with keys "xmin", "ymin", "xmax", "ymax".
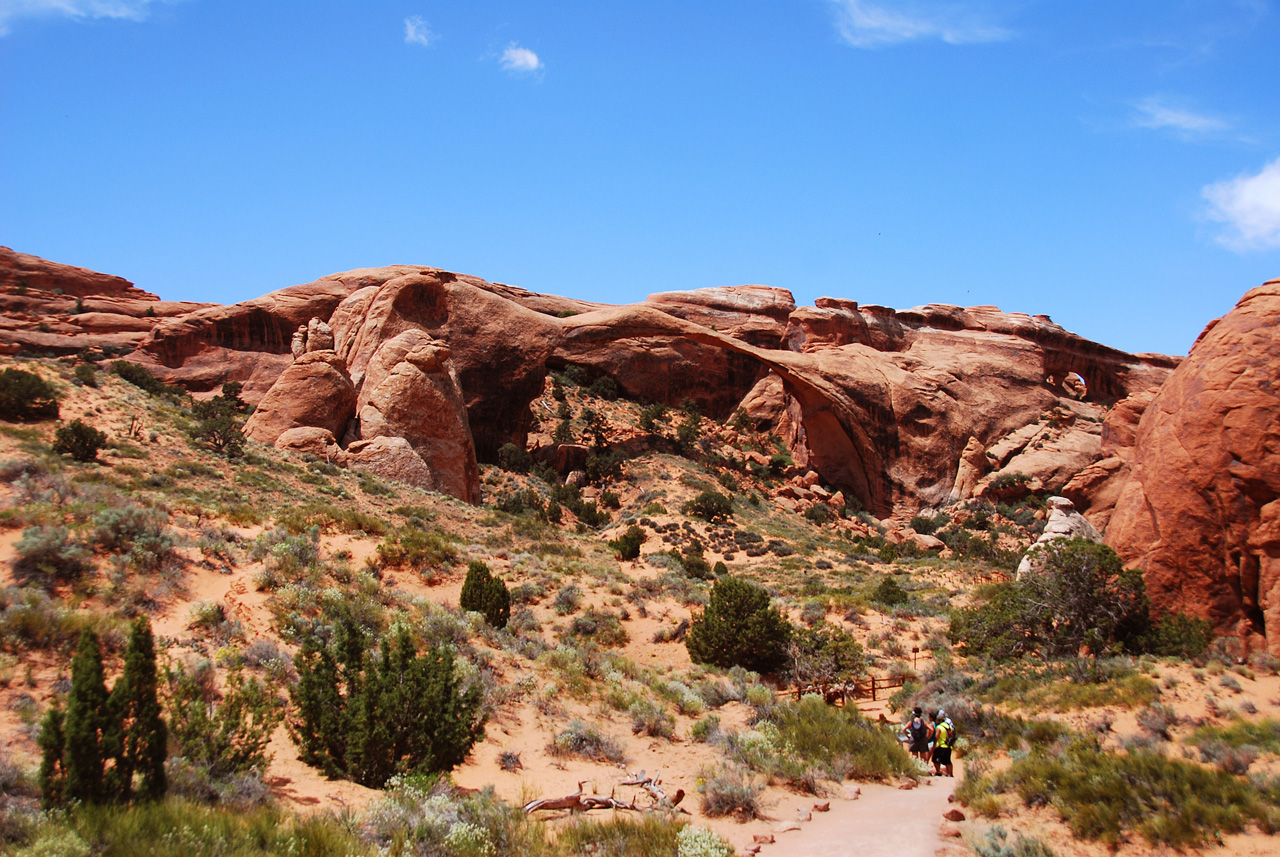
[
  {"xmin": 274, "ymin": 426, "xmax": 346, "ymax": 462},
  {"xmin": 1107, "ymin": 281, "xmax": 1280, "ymax": 654},
  {"xmin": 346, "ymin": 436, "xmax": 438, "ymax": 493},
  {"xmin": 356, "ymin": 330, "xmax": 479, "ymax": 504},
  {"xmin": 242, "ymin": 351, "xmax": 357, "ymax": 445}
]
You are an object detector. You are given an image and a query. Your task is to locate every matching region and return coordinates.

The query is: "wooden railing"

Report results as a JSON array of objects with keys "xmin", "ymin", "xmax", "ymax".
[{"xmin": 783, "ymin": 673, "xmax": 910, "ymax": 706}]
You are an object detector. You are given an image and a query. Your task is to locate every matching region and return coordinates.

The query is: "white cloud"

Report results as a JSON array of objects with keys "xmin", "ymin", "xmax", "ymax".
[
  {"xmin": 828, "ymin": 0, "xmax": 1012, "ymax": 48},
  {"xmin": 403, "ymin": 15, "xmax": 434, "ymax": 47},
  {"xmin": 0, "ymin": 0, "xmax": 166, "ymax": 35},
  {"xmin": 500, "ymin": 42, "xmax": 541, "ymax": 73},
  {"xmin": 1133, "ymin": 96, "xmax": 1229, "ymax": 138},
  {"xmin": 1203, "ymin": 157, "xmax": 1280, "ymax": 251}
]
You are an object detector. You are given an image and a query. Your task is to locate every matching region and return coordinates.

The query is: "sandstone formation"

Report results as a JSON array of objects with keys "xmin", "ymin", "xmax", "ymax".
[
  {"xmin": 0, "ymin": 246, "xmax": 212, "ymax": 355},
  {"xmin": 1015, "ymin": 496, "xmax": 1103, "ymax": 577},
  {"xmin": 242, "ymin": 351, "xmax": 357, "ymax": 445},
  {"xmin": 1106, "ymin": 281, "xmax": 1280, "ymax": 654},
  {"xmin": 117, "ymin": 263, "xmax": 1177, "ymax": 514}
]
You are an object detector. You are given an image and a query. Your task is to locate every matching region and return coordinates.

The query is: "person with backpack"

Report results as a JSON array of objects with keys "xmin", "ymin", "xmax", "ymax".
[
  {"xmin": 931, "ymin": 709, "xmax": 954, "ymax": 777},
  {"xmin": 906, "ymin": 706, "xmax": 932, "ymax": 762}
]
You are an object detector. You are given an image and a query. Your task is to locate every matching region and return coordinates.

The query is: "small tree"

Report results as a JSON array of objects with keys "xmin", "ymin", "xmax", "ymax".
[
  {"xmin": 0, "ymin": 368, "xmax": 59, "ymax": 421},
  {"xmin": 37, "ymin": 705, "xmax": 67, "ymax": 808},
  {"xmin": 460, "ymin": 560, "xmax": 510, "ymax": 629},
  {"xmin": 63, "ymin": 629, "xmax": 110, "ymax": 804},
  {"xmin": 53, "ymin": 419, "xmax": 107, "ymax": 461},
  {"xmin": 496, "ymin": 442, "xmax": 532, "ymax": 473},
  {"xmin": 787, "ymin": 625, "xmax": 866, "ymax": 690},
  {"xmin": 107, "ymin": 618, "xmax": 167, "ymax": 801},
  {"xmin": 685, "ymin": 490, "xmax": 733, "ymax": 522},
  {"xmin": 608, "ymin": 525, "xmax": 645, "ymax": 561},
  {"xmin": 687, "ymin": 577, "xmax": 792, "ymax": 673},
  {"xmin": 290, "ymin": 621, "xmax": 485, "ymax": 788}
]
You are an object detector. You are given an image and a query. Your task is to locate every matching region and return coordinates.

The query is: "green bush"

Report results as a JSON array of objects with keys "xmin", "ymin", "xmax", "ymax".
[
  {"xmin": 684, "ymin": 491, "xmax": 733, "ymax": 522},
  {"xmin": 290, "ymin": 621, "xmax": 485, "ymax": 787},
  {"xmin": 460, "ymin": 560, "xmax": 511, "ymax": 629},
  {"xmin": 496, "ymin": 442, "xmax": 532, "ymax": 473},
  {"xmin": 549, "ymin": 719, "xmax": 626, "ymax": 763},
  {"xmin": 167, "ymin": 661, "xmax": 283, "ymax": 780},
  {"xmin": 687, "ymin": 577, "xmax": 792, "ymax": 673},
  {"xmin": 111, "ymin": 361, "xmax": 181, "ymax": 398},
  {"xmin": 53, "ymin": 419, "xmax": 107, "ymax": 462},
  {"xmin": 73, "ymin": 364, "xmax": 99, "ymax": 388},
  {"xmin": 949, "ymin": 539, "xmax": 1150, "ymax": 658},
  {"xmin": 608, "ymin": 525, "xmax": 645, "ymax": 561},
  {"xmin": 988, "ymin": 738, "xmax": 1279, "ymax": 848},
  {"xmin": 0, "ymin": 368, "xmax": 59, "ymax": 422},
  {"xmin": 765, "ymin": 695, "xmax": 916, "ymax": 781},
  {"xmin": 872, "ymin": 576, "xmax": 909, "ymax": 606},
  {"xmin": 787, "ymin": 624, "xmax": 866, "ymax": 690}
]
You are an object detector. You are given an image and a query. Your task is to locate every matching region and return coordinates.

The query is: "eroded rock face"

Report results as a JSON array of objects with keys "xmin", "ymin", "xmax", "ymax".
[
  {"xmin": 1106, "ymin": 281, "xmax": 1280, "ymax": 654},
  {"xmin": 345, "ymin": 436, "xmax": 439, "ymax": 494}
]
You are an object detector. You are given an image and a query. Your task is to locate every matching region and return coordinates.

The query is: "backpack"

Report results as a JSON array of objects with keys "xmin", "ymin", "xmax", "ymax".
[
  {"xmin": 935, "ymin": 721, "xmax": 953, "ymax": 749},
  {"xmin": 908, "ymin": 717, "xmax": 927, "ymax": 742}
]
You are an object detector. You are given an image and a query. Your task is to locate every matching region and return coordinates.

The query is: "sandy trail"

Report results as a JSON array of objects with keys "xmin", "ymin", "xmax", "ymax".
[{"xmin": 761, "ymin": 777, "xmax": 960, "ymax": 857}]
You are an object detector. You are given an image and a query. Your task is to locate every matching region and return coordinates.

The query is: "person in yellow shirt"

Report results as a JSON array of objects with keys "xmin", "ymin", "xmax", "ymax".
[{"xmin": 930, "ymin": 710, "xmax": 954, "ymax": 777}]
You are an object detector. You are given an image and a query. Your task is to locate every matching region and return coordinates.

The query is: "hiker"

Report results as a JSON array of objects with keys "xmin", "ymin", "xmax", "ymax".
[
  {"xmin": 931, "ymin": 709, "xmax": 954, "ymax": 777},
  {"xmin": 906, "ymin": 706, "xmax": 932, "ymax": 762}
]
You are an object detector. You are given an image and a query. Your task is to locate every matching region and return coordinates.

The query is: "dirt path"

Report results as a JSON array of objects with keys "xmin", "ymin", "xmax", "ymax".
[{"xmin": 761, "ymin": 776, "xmax": 962, "ymax": 857}]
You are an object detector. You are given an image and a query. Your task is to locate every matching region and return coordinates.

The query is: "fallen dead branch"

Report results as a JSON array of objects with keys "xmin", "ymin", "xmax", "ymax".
[{"xmin": 523, "ymin": 770, "xmax": 688, "ymax": 815}]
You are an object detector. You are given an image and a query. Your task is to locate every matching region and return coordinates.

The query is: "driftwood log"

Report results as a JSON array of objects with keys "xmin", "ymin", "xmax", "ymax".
[{"xmin": 523, "ymin": 770, "xmax": 688, "ymax": 815}]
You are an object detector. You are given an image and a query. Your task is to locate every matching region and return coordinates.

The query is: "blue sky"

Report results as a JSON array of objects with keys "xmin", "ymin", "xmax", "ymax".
[{"xmin": 2, "ymin": 1, "xmax": 1278, "ymax": 356}]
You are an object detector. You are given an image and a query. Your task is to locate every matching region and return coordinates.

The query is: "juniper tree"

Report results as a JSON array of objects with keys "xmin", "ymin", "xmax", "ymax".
[
  {"xmin": 64, "ymin": 628, "xmax": 110, "ymax": 804},
  {"xmin": 37, "ymin": 705, "xmax": 66, "ymax": 808},
  {"xmin": 460, "ymin": 560, "xmax": 510, "ymax": 629},
  {"xmin": 107, "ymin": 618, "xmax": 167, "ymax": 801},
  {"xmin": 686, "ymin": 577, "xmax": 792, "ymax": 673}
]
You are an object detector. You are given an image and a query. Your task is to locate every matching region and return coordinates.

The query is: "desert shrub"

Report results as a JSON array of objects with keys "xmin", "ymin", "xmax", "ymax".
[
  {"xmin": 608, "ymin": 525, "xmax": 646, "ymax": 561},
  {"xmin": 191, "ymin": 412, "xmax": 245, "ymax": 458},
  {"xmin": 765, "ymin": 695, "xmax": 914, "ymax": 781},
  {"xmin": 459, "ymin": 561, "xmax": 511, "ymax": 629},
  {"xmin": 364, "ymin": 774, "xmax": 544, "ymax": 857},
  {"xmin": 1135, "ymin": 702, "xmax": 1179, "ymax": 740},
  {"xmin": 950, "ymin": 539, "xmax": 1150, "ymax": 658},
  {"xmin": 553, "ymin": 585, "xmax": 583, "ymax": 615},
  {"xmin": 697, "ymin": 766, "xmax": 764, "ymax": 820},
  {"xmin": 20, "ymin": 800, "xmax": 369, "ymax": 857},
  {"xmin": 495, "ymin": 442, "xmax": 532, "ymax": 473},
  {"xmin": 872, "ymin": 576, "xmax": 909, "ymax": 607},
  {"xmin": 989, "ymin": 738, "xmax": 1279, "ymax": 848},
  {"xmin": 629, "ymin": 699, "xmax": 675, "ymax": 738},
  {"xmin": 375, "ymin": 526, "xmax": 457, "ymax": 571},
  {"xmin": 40, "ymin": 622, "xmax": 166, "ymax": 807},
  {"xmin": 111, "ymin": 361, "xmax": 183, "ymax": 398},
  {"xmin": 638, "ymin": 403, "xmax": 668, "ymax": 433},
  {"xmin": 0, "ymin": 368, "xmax": 59, "ymax": 422},
  {"xmin": 686, "ymin": 577, "xmax": 792, "ymax": 673},
  {"xmin": 167, "ymin": 661, "xmax": 283, "ymax": 780},
  {"xmin": 1142, "ymin": 612, "xmax": 1212, "ymax": 658},
  {"xmin": 92, "ymin": 504, "xmax": 170, "ymax": 555},
  {"xmin": 550, "ymin": 720, "xmax": 626, "ymax": 763},
  {"xmin": 970, "ymin": 825, "xmax": 1059, "ymax": 857},
  {"xmin": 565, "ymin": 608, "xmax": 629, "ymax": 648},
  {"xmin": 909, "ymin": 513, "xmax": 948, "ymax": 536},
  {"xmin": 13, "ymin": 526, "xmax": 92, "ymax": 587},
  {"xmin": 73, "ymin": 363, "xmax": 98, "ymax": 388},
  {"xmin": 585, "ymin": 375, "xmax": 620, "ymax": 400},
  {"xmin": 53, "ymin": 419, "xmax": 107, "ymax": 462},
  {"xmin": 684, "ymin": 491, "xmax": 732, "ymax": 523},
  {"xmin": 290, "ymin": 621, "xmax": 484, "ymax": 787},
  {"xmin": 804, "ymin": 504, "xmax": 835, "ymax": 525}
]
